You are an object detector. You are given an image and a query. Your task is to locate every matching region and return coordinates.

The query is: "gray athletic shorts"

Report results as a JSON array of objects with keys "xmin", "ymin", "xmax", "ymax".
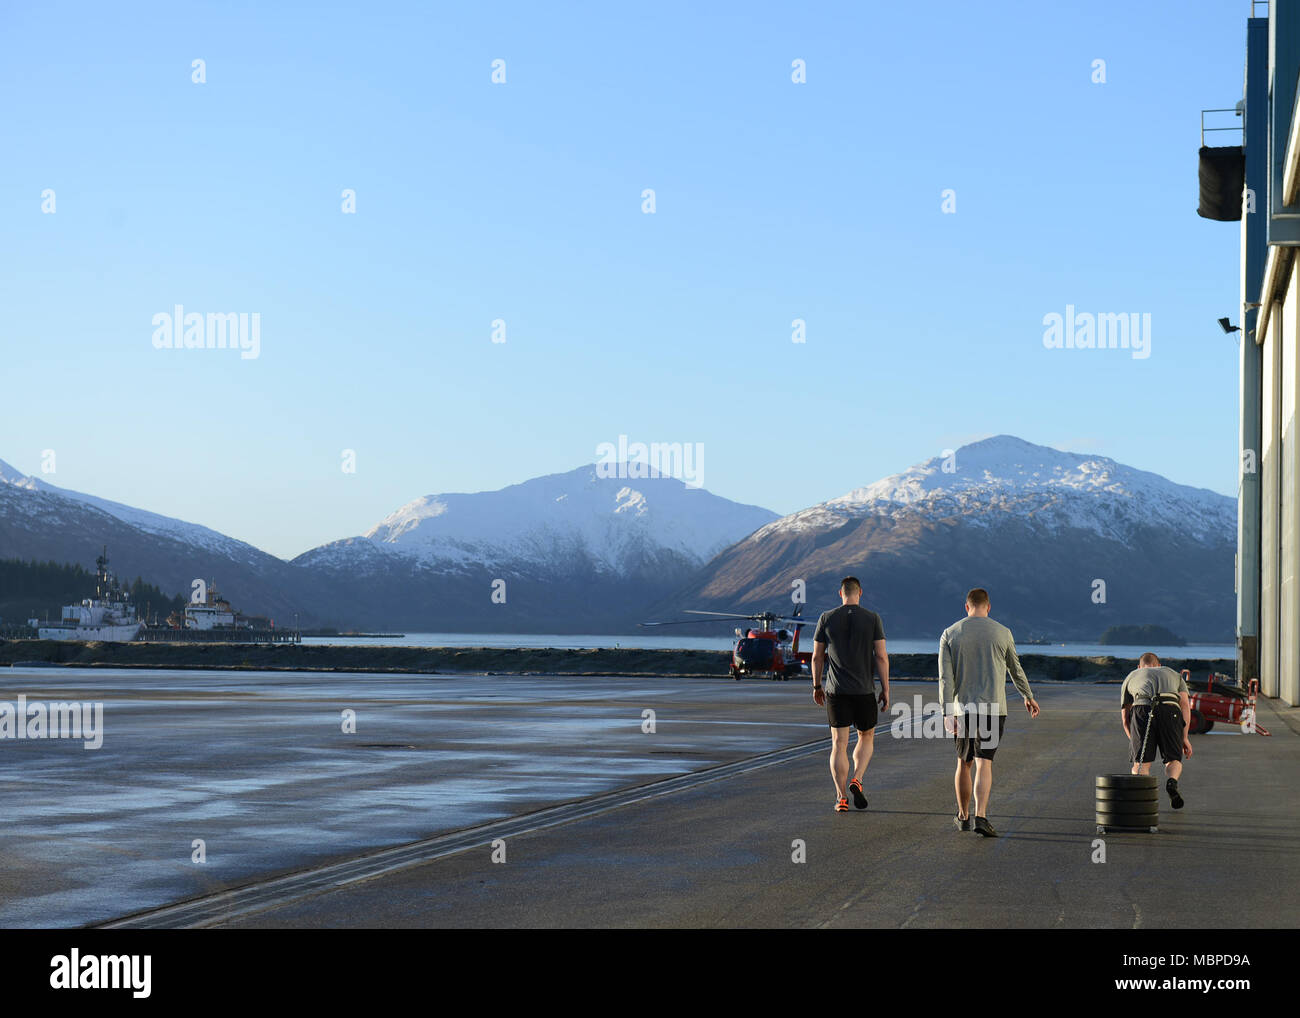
[{"xmin": 954, "ymin": 712, "xmax": 1007, "ymax": 761}]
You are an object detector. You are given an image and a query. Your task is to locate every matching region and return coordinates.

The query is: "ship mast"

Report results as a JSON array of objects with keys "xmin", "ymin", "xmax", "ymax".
[{"xmin": 95, "ymin": 546, "xmax": 109, "ymax": 600}]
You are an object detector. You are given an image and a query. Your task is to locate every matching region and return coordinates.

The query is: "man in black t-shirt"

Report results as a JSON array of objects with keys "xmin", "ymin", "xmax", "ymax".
[{"xmin": 812, "ymin": 576, "xmax": 889, "ymax": 812}]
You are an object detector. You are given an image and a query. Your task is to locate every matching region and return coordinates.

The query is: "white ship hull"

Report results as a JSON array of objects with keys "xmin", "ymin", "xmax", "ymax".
[{"xmin": 38, "ymin": 622, "xmax": 143, "ymax": 642}]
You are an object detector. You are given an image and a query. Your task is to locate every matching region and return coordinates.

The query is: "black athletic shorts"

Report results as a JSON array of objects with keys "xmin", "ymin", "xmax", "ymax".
[
  {"xmin": 825, "ymin": 692, "xmax": 878, "ymax": 731},
  {"xmin": 1129, "ymin": 704, "xmax": 1185, "ymax": 764},
  {"xmin": 954, "ymin": 711, "xmax": 1007, "ymax": 761}
]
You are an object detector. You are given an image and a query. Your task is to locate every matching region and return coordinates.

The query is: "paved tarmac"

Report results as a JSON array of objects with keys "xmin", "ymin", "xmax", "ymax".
[
  {"xmin": 210, "ymin": 683, "xmax": 1300, "ymax": 929},
  {"xmin": 0, "ymin": 666, "xmax": 822, "ymax": 927},
  {"xmin": 1, "ymin": 667, "xmax": 1296, "ymax": 928}
]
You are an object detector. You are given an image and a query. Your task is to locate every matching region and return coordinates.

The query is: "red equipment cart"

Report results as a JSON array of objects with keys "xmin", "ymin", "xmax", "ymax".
[{"xmin": 1181, "ymin": 669, "xmax": 1271, "ymax": 736}]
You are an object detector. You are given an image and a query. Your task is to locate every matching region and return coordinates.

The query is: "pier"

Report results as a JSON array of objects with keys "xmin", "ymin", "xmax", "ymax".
[{"xmin": 134, "ymin": 628, "xmax": 301, "ymax": 645}]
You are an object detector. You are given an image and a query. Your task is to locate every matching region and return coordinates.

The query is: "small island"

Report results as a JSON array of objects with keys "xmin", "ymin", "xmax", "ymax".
[{"xmin": 1098, "ymin": 624, "xmax": 1187, "ymax": 647}]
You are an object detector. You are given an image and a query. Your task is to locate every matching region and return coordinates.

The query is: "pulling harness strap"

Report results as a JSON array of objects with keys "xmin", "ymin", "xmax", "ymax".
[
  {"xmin": 1134, "ymin": 693, "xmax": 1183, "ymax": 707},
  {"xmin": 1138, "ymin": 699, "xmax": 1156, "ymax": 763},
  {"xmin": 1137, "ymin": 694, "xmax": 1185, "ymax": 762}
]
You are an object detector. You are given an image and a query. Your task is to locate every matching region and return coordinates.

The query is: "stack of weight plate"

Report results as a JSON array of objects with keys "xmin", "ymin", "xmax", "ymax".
[{"xmin": 1095, "ymin": 774, "xmax": 1159, "ymax": 832}]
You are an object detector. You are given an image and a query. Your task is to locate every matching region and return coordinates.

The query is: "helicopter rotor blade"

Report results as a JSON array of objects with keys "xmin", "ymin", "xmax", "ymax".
[
  {"xmin": 642, "ymin": 607, "xmax": 818, "ymax": 630},
  {"xmin": 639, "ymin": 618, "xmax": 753, "ymax": 628}
]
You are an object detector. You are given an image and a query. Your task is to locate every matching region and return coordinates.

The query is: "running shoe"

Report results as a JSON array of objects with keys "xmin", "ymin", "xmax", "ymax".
[
  {"xmin": 835, "ymin": 797, "xmax": 850, "ymax": 813},
  {"xmin": 848, "ymin": 779, "xmax": 868, "ymax": 810},
  {"xmin": 954, "ymin": 814, "xmax": 972, "ymax": 831},
  {"xmin": 1166, "ymin": 778, "xmax": 1184, "ymax": 810},
  {"xmin": 973, "ymin": 816, "xmax": 999, "ymax": 837}
]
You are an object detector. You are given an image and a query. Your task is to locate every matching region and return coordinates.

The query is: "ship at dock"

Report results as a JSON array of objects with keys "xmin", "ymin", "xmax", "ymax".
[
  {"xmin": 137, "ymin": 580, "xmax": 299, "ymax": 644},
  {"xmin": 34, "ymin": 549, "xmax": 143, "ymax": 642}
]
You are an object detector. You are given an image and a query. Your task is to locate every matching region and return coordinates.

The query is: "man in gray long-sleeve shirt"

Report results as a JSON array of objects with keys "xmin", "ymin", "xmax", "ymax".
[{"xmin": 938, "ymin": 587, "xmax": 1040, "ymax": 837}]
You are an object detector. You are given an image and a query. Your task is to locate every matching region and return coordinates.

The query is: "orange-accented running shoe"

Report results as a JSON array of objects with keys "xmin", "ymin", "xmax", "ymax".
[
  {"xmin": 835, "ymin": 797, "xmax": 850, "ymax": 812},
  {"xmin": 848, "ymin": 779, "xmax": 868, "ymax": 810}
]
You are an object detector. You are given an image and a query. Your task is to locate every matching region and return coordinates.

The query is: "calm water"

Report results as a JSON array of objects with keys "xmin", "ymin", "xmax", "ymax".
[{"xmin": 301, "ymin": 632, "xmax": 1236, "ymax": 660}]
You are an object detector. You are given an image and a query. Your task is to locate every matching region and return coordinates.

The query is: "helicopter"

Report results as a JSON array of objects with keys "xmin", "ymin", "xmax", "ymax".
[{"xmin": 640, "ymin": 607, "xmax": 816, "ymax": 680}]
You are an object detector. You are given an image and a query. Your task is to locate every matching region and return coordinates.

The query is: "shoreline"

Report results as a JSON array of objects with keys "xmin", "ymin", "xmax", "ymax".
[{"xmin": 0, "ymin": 640, "xmax": 1234, "ymax": 682}]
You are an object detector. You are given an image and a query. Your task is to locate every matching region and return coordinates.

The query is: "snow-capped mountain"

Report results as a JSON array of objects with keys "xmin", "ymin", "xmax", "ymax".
[
  {"xmin": 304, "ymin": 465, "xmax": 774, "ymax": 573},
  {"xmin": 754, "ymin": 436, "xmax": 1233, "ymax": 545},
  {"xmin": 671, "ymin": 436, "xmax": 1235, "ymax": 640},
  {"xmin": 293, "ymin": 466, "xmax": 778, "ymax": 630},
  {"xmin": 0, "ymin": 439, "xmax": 1236, "ymax": 638},
  {"xmin": 1, "ymin": 459, "xmax": 267, "ymax": 560},
  {"xmin": 0, "ymin": 456, "xmax": 777, "ymax": 633},
  {"xmin": 0, "ymin": 458, "xmax": 317, "ymax": 623}
]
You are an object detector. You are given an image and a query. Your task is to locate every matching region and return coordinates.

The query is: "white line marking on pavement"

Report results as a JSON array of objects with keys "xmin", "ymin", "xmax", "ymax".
[{"xmin": 101, "ymin": 734, "xmax": 838, "ymax": 930}]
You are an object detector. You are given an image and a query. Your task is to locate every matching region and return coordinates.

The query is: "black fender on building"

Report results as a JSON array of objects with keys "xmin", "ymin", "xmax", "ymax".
[{"xmin": 1198, "ymin": 144, "xmax": 1246, "ymax": 221}]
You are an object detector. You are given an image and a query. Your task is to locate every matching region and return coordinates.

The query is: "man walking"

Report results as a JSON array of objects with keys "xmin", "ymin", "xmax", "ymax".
[
  {"xmin": 938, "ymin": 587, "xmax": 1040, "ymax": 837},
  {"xmin": 812, "ymin": 576, "xmax": 889, "ymax": 813},
  {"xmin": 1120, "ymin": 652, "xmax": 1192, "ymax": 809}
]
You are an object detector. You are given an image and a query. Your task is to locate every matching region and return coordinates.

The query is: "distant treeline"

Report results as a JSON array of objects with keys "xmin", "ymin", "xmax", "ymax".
[
  {"xmin": 1098, "ymin": 623, "xmax": 1187, "ymax": 647},
  {"xmin": 0, "ymin": 558, "xmax": 186, "ymax": 625}
]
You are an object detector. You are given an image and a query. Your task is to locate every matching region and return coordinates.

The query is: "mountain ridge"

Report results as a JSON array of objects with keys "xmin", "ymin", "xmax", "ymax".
[
  {"xmin": 0, "ymin": 438, "xmax": 1236, "ymax": 637},
  {"xmin": 663, "ymin": 435, "xmax": 1235, "ymax": 640}
]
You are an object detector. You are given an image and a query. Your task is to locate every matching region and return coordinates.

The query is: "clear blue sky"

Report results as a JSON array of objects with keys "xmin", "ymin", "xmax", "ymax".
[{"xmin": 0, "ymin": 0, "xmax": 1247, "ymax": 559}]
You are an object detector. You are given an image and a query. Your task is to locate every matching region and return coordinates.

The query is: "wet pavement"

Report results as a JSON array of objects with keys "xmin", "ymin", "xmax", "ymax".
[
  {"xmin": 0, "ymin": 667, "xmax": 825, "ymax": 927},
  {"xmin": 217, "ymin": 684, "xmax": 1300, "ymax": 929},
  {"xmin": 3, "ymin": 668, "xmax": 1297, "ymax": 929}
]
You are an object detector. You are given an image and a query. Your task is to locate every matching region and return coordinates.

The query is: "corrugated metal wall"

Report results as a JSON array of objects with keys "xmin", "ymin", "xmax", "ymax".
[
  {"xmin": 1284, "ymin": 267, "xmax": 1299, "ymax": 704},
  {"xmin": 1261, "ymin": 276, "xmax": 1300, "ymax": 706},
  {"xmin": 1263, "ymin": 304, "xmax": 1281, "ymax": 698}
]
